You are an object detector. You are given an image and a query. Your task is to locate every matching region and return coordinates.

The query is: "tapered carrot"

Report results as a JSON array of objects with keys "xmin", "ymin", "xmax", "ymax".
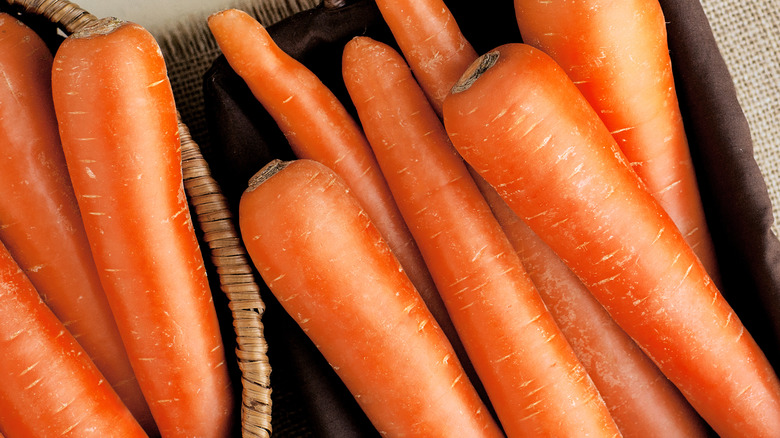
[
  {"xmin": 207, "ymin": 8, "xmax": 466, "ymax": 375},
  {"xmin": 480, "ymin": 185, "xmax": 707, "ymax": 437},
  {"xmin": 52, "ymin": 18, "xmax": 234, "ymax": 437},
  {"xmin": 443, "ymin": 43, "xmax": 780, "ymax": 438},
  {"xmin": 0, "ymin": 13, "xmax": 156, "ymax": 432},
  {"xmin": 513, "ymin": 0, "xmax": 718, "ymax": 281},
  {"xmin": 239, "ymin": 158, "xmax": 501, "ymax": 438},
  {"xmin": 372, "ymin": 0, "xmax": 478, "ymax": 115},
  {"xmin": 343, "ymin": 37, "xmax": 620, "ymax": 437},
  {"xmin": 0, "ymin": 240, "xmax": 147, "ymax": 437}
]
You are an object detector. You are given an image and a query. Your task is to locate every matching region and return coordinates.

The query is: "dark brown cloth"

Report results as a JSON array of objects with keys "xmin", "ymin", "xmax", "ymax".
[{"xmin": 202, "ymin": 0, "xmax": 780, "ymax": 436}]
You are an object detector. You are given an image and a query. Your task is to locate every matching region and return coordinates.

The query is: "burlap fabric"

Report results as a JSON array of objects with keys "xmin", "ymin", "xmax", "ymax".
[{"xmin": 699, "ymin": 0, "xmax": 780, "ymax": 237}]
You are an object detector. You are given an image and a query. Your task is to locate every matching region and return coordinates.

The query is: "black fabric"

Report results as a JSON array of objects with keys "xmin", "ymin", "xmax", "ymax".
[
  {"xmin": 202, "ymin": 0, "xmax": 780, "ymax": 436},
  {"xmin": 660, "ymin": 0, "xmax": 780, "ymax": 371}
]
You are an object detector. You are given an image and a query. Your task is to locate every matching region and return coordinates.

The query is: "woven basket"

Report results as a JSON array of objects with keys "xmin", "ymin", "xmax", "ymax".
[{"xmin": 1, "ymin": 1, "xmax": 273, "ymax": 437}]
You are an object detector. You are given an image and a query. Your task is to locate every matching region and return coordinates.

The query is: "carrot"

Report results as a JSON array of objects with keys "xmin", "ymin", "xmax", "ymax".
[
  {"xmin": 51, "ymin": 18, "xmax": 234, "ymax": 437},
  {"xmin": 479, "ymin": 183, "xmax": 707, "ymax": 437},
  {"xmin": 0, "ymin": 13, "xmax": 156, "ymax": 433},
  {"xmin": 442, "ymin": 43, "xmax": 780, "ymax": 438},
  {"xmin": 239, "ymin": 158, "xmax": 501, "ymax": 437},
  {"xmin": 372, "ymin": 0, "xmax": 478, "ymax": 116},
  {"xmin": 0, "ymin": 240, "xmax": 147, "ymax": 437},
  {"xmin": 207, "ymin": 8, "xmax": 469, "ymax": 375},
  {"xmin": 343, "ymin": 36, "xmax": 621, "ymax": 437},
  {"xmin": 513, "ymin": 0, "xmax": 719, "ymax": 281}
]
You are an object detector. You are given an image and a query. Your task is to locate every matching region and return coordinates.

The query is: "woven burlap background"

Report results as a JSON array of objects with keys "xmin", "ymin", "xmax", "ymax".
[
  {"xmin": 699, "ymin": 0, "xmax": 780, "ymax": 237},
  {"xmin": 148, "ymin": 0, "xmax": 778, "ymax": 434}
]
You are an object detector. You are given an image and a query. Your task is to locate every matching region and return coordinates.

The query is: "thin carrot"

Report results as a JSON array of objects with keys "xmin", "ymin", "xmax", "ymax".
[
  {"xmin": 372, "ymin": 0, "xmax": 478, "ymax": 116},
  {"xmin": 480, "ymin": 183, "xmax": 707, "ymax": 437},
  {"xmin": 0, "ymin": 240, "xmax": 146, "ymax": 437},
  {"xmin": 0, "ymin": 13, "xmax": 156, "ymax": 432},
  {"xmin": 51, "ymin": 18, "xmax": 234, "ymax": 437},
  {"xmin": 239, "ymin": 158, "xmax": 501, "ymax": 437},
  {"xmin": 442, "ymin": 43, "xmax": 780, "ymax": 438},
  {"xmin": 343, "ymin": 36, "xmax": 621, "ymax": 437},
  {"xmin": 513, "ymin": 0, "xmax": 719, "ymax": 281},
  {"xmin": 207, "ymin": 8, "xmax": 468, "ymax": 377}
]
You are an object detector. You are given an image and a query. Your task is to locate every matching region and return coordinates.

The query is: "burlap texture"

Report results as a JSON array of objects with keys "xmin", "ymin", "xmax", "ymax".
[{"xmin": 699, "ymin": 0, "xmax": 780, "ymax": 236}]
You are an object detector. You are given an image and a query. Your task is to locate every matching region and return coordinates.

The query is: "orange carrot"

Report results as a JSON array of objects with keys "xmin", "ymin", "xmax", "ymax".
[
  {"xmin": 207, "ymin": 8, "xmax": 468, "ymax": 373},
  {"xmin": 0, "ymin": 240, "xmax": 146, "ymax": 437},
  {"xmin": 0, "ymin": 13, "xmax": 156, "ymax": 432},
  {"xmin": 513, "ymin": 0, "xmax": 719, "ymax": 281},
  {"xmin": 239, "ymin": 158, "xmax": 501, "ymax": 437},
  {"xmin": 51, "ymin": 18, "xmax": 234, "ymax": 437},
  {"xmin": 443, "ymin": 43, "xmax": 780, "ymax": 438},
  {"xmin": 343, "ymin": 36, "xmax": 621, "ymax": 437},
  {"xmin": 373, "ymin": 0, "xmax": 478, "ymax": 115},
  {"xmin": 480, "ymin": 183, "xmax": 707, "ymax": 437}
]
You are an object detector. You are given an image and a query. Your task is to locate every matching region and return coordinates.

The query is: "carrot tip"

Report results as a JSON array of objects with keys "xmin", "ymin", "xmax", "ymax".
[
  {"xmin": 246, "ymin": 159, "xmax": 290, "ymax": 192},
  {"xmin": 71, "ymin": 17, "xmax": 126, "ymax": 38},
  {"xmin": 451, "ymin": 50, "xmax": 500, "ymax": 95}
]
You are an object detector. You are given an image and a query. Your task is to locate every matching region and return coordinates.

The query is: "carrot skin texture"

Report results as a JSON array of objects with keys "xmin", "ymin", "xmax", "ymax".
[
  {"xmin": 481, "ymin": 183, "xmax": 707, "ymax": 437},
  {"xmin": 443, "ymin": 44, "xmax": 780, "ymax": 438},
  {"xmin": 239, "ymin": 159, "xmax": 501, "ymax": 438},
  {"xmin": 0, "ymin": 14, "xmax": 156, "ymax": 432},
  {"xmin": 0, "ymin": 241, "xmax": 147, "ymax": 437},
  {"xmin": 364, "ymin": 4, "xmax": 703, "ymax": 431},
  {"xmin": 513, "ymin": 0, "xmax": 718, "ymax": 281},
  {"xmin": 52, "ymin": 20, "xmax": 234, "ymax": 437},
  {"xmin": 206, "ymin": 9, "xmax": 457, "ymax": 350},
  {"xmin": 373, "ymin": 0, "xmax": 478, "ymax": 115},
  {"xmin": 343, "ymin": 37, "xmax": 621, "ymax": 438}
]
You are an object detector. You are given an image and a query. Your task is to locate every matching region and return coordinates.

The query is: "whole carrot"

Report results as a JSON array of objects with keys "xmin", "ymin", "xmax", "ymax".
[
  {"xmin": 52, "ymin": 18, "xmax": 234, "ymax": 437},
  {"xmin": 373, "ymin": 0, "xmax": 478, "ymax": 115},
  {"xmin": 0, "ymin": 13, "xmax": 155, "ymax": 432},
  {"xmin": 480, "ymin": 184, "xmax": 707, "ymax": 437},
  {"xmin": 0, "ymin": 240, "xmax": 146, "ymax": 438},
  {"xmin": 207, "ymin": 8, "xmax": 466, "ymax": 376},
  {"xmin": 239, "ymin": 158, "xmax": 501, "ymax": 438},
  {"xmin": 343, "ymin": 36, "xmax": 621, "ymax": 437},
  {"xmin": 443, "ymin": 43, "xmax": 780, "ymax": 438},
  {"xmin": 513, "ymin": 0, "xmax": 719, "ymax": 281}
]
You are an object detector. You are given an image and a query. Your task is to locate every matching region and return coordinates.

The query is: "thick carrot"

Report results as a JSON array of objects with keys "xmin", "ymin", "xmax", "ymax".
[
  {"xmin": 239, "ymin": 158, "xmax": 501, "ymax": 437},
  {"xmin": 480, "ymin": 184, "xmax": 707, "ymax": 437},
  {"xmin": 0, "ymin": 13, "xmax": 156, "ymax": 432},
  {"xmin": 0, "ymin": 240, "xmax": 146, "ymax": 437},
  {"xmin": 207, "ymin": 8, "xmax": 467, "ymax": 374},
  {"xmin": 442, "ymin": 43, "xmax": 780, "ymax": 438},
  {"xmin": 343, "ymin": 36, "xmax": 620, "ymax": 437},
  {"xmin": 513, "ymin": 0, "xmax": 719, "ymax": 281},
  {"xmin": 372, "ymin": 0, "xmax": 478, "ymax": 115},
  {"xmin": 51, "ymin": 18, "xmax": 234, "ymax": 437}
]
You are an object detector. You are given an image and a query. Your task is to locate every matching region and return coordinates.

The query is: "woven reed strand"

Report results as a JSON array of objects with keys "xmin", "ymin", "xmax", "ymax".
[
  {"xmin": 5, "ymin": 1, "xmax": 274, "ymax": 435},
  {"xmin": 179, "ymin": 121, "xmax": 272, "ymax": 438},
  {"xmin": 5, "ymin": 0, "xmax": 96, "ymax": 33}
]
